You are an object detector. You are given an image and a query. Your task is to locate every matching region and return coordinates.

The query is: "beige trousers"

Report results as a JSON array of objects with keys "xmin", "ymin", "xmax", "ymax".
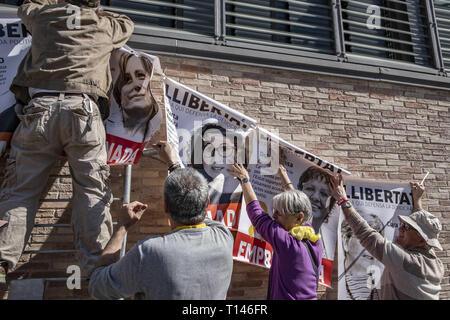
[{"xmin": 0, "ymin": 93, "xmax": 113, "ymax": 276}]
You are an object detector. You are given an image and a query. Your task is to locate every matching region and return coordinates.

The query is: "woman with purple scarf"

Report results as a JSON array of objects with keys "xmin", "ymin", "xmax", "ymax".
[{"xmin": 228, "ymin": 164, "xmax": 323, "ymax": 300}]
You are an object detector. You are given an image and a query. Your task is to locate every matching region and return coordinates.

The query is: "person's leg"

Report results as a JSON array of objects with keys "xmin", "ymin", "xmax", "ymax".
[
  {"xmin": 0, "ymin": 98, "xmax": 60, "ymax": 276},
  {"xmin": 60, "ymin": 95, "xmax": 113, "ymax": 276}
]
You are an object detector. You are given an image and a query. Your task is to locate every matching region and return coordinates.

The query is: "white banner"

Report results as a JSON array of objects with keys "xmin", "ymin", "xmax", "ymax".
[
  {"xmin": 104, "ymin": 46, "xmax": 163, "ymax": 165},
  {"xmin": 337, "ymin": 178, "xmax": 412, "ymax": 299},
  {"xmin": 164, "ymin": 77, "xmax": 257, "ymax": 230},
  {"xmin": 0, "ymin": 16, "xmax": 31, "ymax": 156}
]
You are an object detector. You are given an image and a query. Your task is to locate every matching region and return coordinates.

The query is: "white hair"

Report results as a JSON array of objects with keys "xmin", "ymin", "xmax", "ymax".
[{"xmin": 272, "ymin": 189, "xmax": 312, "ymax": 224}]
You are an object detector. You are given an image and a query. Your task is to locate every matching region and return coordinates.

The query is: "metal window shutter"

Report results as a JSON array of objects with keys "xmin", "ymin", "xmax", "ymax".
[
  {"xmin": 104, "ymin": 0, "xmax": 215, "ymax": 37},
  {"xmin": 342, "ymin": 0, "xmax": 433, "ymax": 67},
  {"xmin": 224, "ymin": 0, "xmax": 335, "ymax": 55},
  {"xmin": 434, "ymin": 0, "xmax": 450, "ymax": 72}
]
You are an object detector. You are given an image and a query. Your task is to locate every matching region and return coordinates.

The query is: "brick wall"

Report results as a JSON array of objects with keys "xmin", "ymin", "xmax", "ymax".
[{"xmin": 0, "ymin": 54, "xmax": 449, "ymax": 299}]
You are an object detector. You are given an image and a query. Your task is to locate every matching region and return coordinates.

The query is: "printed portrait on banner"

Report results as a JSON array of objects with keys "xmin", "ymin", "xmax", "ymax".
[
  {"xmin": 164, "ymin": 77, "xmax": 257, "ymax": 230},
  {"xmin": 189, "ymin": 120, "xmax": 247, "ymax": 229},
  {"xmin": 104, "ymin": 46, "xmax": 163, "ymax": 165},
  {"xmin": 337, "ymin": 178, "xmax": 412, "ymax": 300}
]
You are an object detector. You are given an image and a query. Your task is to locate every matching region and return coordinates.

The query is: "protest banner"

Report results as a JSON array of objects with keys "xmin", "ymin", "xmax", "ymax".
[
  {"xmin": 164, "ymin": 77, "xmax": 257, "ymax": 230},
  {"xmin": 104, "ymin": 46, "xmax": 163, "ymax": 165},
  {"xmin": 234, "ymin": 127, "xmax": 350, "ymax": 285},
  {"xmin": 0, "ymin": 16, "xmax": 31, "ymax": 157},
  {"xmin": 337, "ymin": 178, "xmax": 412, "ymax": 299}
]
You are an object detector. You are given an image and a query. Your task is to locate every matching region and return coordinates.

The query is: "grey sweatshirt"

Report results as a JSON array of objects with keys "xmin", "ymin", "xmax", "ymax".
[
  {"xmin": 89, "ymin": 217, "xmax": 234, "ymax": 300},
  {"xmin": 346, "ymin": 210, "xmax": 444, "ymax": 300}
]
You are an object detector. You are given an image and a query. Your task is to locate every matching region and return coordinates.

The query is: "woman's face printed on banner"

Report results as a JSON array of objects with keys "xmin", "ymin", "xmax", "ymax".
[
  {"xmin": 121, "ymin": 55, "xmax": 155, "ymax": 116},
  {"xmin": 302, "ymin": 177, "xmax": 330, "ymax": 219},
  {"xmin": 112, "ymin": 52, "xmax": 160, "ymax": 130},
  {"xmin": 300, "ymin": 176, "xmax": 331, "ymax": 232}
]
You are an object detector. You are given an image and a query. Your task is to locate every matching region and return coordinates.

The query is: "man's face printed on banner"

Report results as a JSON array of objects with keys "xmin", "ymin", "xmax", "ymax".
[{"xmin": 342, "ymin": 210, "xmax": 384, "ymax": 300}]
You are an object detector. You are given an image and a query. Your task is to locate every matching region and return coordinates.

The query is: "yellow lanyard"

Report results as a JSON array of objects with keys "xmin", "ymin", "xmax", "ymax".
[{"xmin": 173, "ymin": 223, "xmax": 207, "ymax": 231}]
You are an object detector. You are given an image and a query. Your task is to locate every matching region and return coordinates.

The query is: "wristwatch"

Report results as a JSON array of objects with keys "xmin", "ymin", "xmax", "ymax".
[
  {"xmin": 342, "ymin": 200, "xmax": 352, "ymax": 209},
  {"xmin": 240, "ymin": 177, "xmax": 249, "ymax": 184}
]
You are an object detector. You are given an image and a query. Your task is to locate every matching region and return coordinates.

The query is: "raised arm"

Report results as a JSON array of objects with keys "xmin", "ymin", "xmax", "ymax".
[
  {"xmin": 18, "ymin": 0, "xmax": 59, "ymax": 33},
  {"xmin": 278, "ymin": 165, "xmax": 295, "ymax": 191},
  {"xmin": 328, "ymin": 174, "xmax": 384, "ymax": 256},
  {"xmin": 227, "ymin": 164, "xmax": 291, "ymax": 251},
  {"xmin": 97, "ymin": 8, "xmax": 134, "ymax": 49},
  {"xmin": 227, "ymin": 163, "xmax": 257, "ymax": 204},
  {"xmin": 89, "ymin": 201, "xmax": 148, "ymax": 299},
  {"xmin": 328, "ymin": 174, "xmax": 402, "ymax": 266}
]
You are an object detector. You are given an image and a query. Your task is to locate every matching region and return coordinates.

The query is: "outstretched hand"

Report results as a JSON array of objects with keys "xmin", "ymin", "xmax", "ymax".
[
  {"xmin": 278, "ymin": 164, "xmax": 294, "ymax": 190},
  {"xmin": 410, "ymin": 181, "xmax": 425, "ymax": 203},
  {"xmin": 119, "ymin": 201, "xmax": 148, "ymax": 230},
  {"xmin": 227, "ymin": 163, "xmax": 250, "ymax": 181},
  {"xmin": 278, "ymin": 164, "xmax": 287, "ymax": 176},
  {"xmin": 328, "ymin": 173, "xmax": 347, "ymax": 202}
]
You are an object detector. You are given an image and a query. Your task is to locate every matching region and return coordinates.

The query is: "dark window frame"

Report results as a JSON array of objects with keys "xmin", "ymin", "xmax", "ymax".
[
  {"xmin": 0, "ymin": 0, "xmax": 449, "ymax": 90},
  {"xmin": 433, "ymin": 0, "xmax": 450, "ymax": 72}
]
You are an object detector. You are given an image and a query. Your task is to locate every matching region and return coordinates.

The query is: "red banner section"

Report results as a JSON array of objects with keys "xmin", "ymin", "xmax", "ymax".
[
  {"xmin": 320, "ymin": 258, "xmax": 333, "ymax": 288},
  {"xmin": 233, "ymin": 232, "xmax": 273, "ymax": 269},
  {"xmin": 106, "ymin": 134, "xmax": 146, "ymax": 165},
  {"xmin": 206, "ymin": 202, "xmax": 242, "ymax": 230}
]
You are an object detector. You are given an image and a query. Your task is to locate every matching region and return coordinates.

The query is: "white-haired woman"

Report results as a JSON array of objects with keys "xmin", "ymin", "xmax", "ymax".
[{"xmin": 228, "ymin": 164, "xmax": 323, "ymax": 300}]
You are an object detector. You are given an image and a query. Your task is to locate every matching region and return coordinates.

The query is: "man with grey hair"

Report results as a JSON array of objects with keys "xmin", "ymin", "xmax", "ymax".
[
  {"xmin": 89, "ymin": 141, "xmax": 234, "ymax": 299},
  {"xmin": 0, "ymin": 0, "xmax": 134, "ymax": 281},
  {"xmin": 329, "ymin": 175, "xmax": 444, "ymax": 300}
]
